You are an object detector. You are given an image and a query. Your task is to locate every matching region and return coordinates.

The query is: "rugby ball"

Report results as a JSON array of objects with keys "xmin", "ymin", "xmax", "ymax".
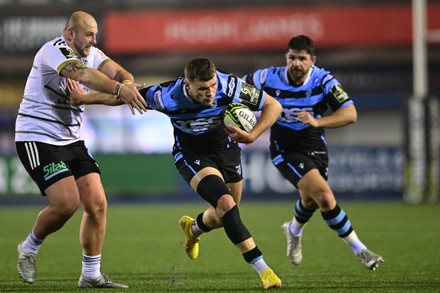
[{"xmin": 223, "ymin": 103, "xmax": 257, "ymax": 133}]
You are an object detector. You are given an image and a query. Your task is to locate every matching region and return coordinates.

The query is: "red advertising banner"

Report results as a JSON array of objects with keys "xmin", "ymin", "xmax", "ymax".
[{"xmin": 104, "ymin": 4, "xmax": 440, "ymax": 54}]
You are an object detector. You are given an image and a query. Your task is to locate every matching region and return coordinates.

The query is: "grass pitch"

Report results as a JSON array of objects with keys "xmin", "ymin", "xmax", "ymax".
[{"xmin": 1, "ymin": 200, "xmax": 439, "ymax": 292}]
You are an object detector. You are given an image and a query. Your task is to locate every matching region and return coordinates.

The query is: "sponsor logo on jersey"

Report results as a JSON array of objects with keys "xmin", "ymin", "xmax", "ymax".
[
  {"xmin": 278, "ymin": 107, "xmax": 314, "ymax": 123},
  {"xmin": 59, "ymin": 47, "xmax": 75, "ymax": 59},
  {"xmin": 153, "ymin": 89, "xmax": 166, "ymax": 111},
  {"xmin": 235, "ymin": 164, "xmax": 242, "ymax": 176},
  {"xmin": 331, "ymin": 84, "xmax": 349, "ymax": 103},
  {"xmin": 239, "ymin": 83, "xmax": 259, "ymax": 107},
  {"xmin": 97, "ymin": 49, "xmax": 107, "ymax": 59},
  {"xmin": 194, "ymin": 160, "xmax": 200, "ymax": 165},
  {"xmin": 227, "ymin": 76, "xmax": 237, "ymax": 97},
  {"xmin": 43, "ymin": 161, "xmax": 68, "ymax": 180},
  {"xmin": 174, "ymin": 116, "xmax": 223, "ymax": 133}
]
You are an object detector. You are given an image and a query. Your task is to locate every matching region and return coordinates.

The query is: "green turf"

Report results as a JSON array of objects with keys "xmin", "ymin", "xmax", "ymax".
[{"xmin": 1, "ymin": 201, "xmax": 439, "ymax": 292}]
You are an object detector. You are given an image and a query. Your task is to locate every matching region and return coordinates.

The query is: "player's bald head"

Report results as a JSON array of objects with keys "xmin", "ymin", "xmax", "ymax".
[{"xmin": 64, "ymin": 11, "xmax": 97, "ymax": 32}]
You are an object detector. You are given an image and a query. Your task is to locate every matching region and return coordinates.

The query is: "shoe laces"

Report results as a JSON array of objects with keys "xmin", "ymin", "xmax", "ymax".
[{"xmin": 19, "ymin": 252, "xmax": 36, "ymax": 267}]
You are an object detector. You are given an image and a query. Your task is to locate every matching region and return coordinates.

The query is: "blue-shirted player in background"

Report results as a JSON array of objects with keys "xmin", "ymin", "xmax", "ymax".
[
  {"xmin": 243, "ymin": 35, "xmax": 384, "ymax": 270},
  {"xmin": 67, "ymin": 57, "xmax": 283, "ymax": 289}
]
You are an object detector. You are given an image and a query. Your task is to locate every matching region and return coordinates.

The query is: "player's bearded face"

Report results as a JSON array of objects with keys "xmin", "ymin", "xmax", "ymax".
[
  {"xmin": 186, "ymin": 76, "xmax": 218, "ymax": 107},
  {"xmin": 72, "ymin": 28, "xmax": 97, "ymax": 58},
  {"xmin": 73, "ymin": 38, "xmax": 90, "ymax": 57},
  {"xmin": 285, "ymin": 49, "xmax": 315, "ymax": 85}
]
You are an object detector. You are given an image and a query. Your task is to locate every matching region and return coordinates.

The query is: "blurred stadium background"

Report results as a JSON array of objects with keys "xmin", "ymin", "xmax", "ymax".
[{"xmin": 0, "ymin": 0, "xmax": 439, "ymax": 204}]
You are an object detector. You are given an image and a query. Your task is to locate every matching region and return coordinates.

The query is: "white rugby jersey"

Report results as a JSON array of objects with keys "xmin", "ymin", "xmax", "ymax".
[{"xmin": 15, "ymin": 36, "xmax": 110, "ymax": 145}]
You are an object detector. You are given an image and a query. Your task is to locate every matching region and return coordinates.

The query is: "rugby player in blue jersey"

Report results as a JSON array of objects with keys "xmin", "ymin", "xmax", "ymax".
[
  {"xmin": 67, "ymin": 57, "xmax": 283, "ymax": 289},
  {"xmin": 243, "ymin": 35, "xmax": 384, "ymax": 270}
]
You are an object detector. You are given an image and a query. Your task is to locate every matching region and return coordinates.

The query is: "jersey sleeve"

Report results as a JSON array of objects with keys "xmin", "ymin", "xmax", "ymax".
[
  {"xmin": 90, "ymin": 47, "xmax": 111, "ymax": 70},
  {"xmin": 227, "ymin": 75, "xmax": 266, "ymax": 111},
  {"xmin": 138, "ymin": 83, "xmax": 168, "ymax": 112},
  {"xmin": 322, "ymin": 74, "xmax": 353, "ymax": 112},
  {"xmin": 242, "ymin": 68, "xmax": 266, "ymax": 89},
  {"xmin": 41, "ymin": 41, "xmax": 79, "ymax": 74}
]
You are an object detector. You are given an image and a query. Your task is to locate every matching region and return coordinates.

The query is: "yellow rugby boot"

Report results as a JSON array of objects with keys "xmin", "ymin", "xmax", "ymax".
[
  {"xmin": 179, "ymin": 215, "xmax": 200, "ymax": 260},
  {"xmin": 260, "ymin": 268, "xmax": 282, "ymax": 289}
]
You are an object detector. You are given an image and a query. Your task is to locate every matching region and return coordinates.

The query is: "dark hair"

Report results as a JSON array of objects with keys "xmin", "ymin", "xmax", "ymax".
[
  {"xmin": 184, "ymin": 58, "xmax": 217, "ymax": 82},
  {"xmin": 287, "ymin": 35, "xmax": 315, "ymax": 56}
]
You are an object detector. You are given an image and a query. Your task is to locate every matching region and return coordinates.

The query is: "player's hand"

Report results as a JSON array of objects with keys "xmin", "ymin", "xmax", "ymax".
[
  {"xmin": 224, "ymin": 125, "xmax": 255, "ymax": 144},
  {"xmin": 118, "ymin": 83, "xmax": 148, "ymax": 115},
  {"xmin": 66, "ymin": 79, "xmax": 87, "ymax": 105},
  {"xmin": 298, "ymin": 111, "xmax": 320, "ymax": 127}
]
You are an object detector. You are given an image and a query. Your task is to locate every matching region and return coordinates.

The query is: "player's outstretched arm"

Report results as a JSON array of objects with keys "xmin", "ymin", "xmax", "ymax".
[
  {"xmin": 66, "ymin": 79, "xmax": 123, "ymax": 106},
  {"xmin": 60, "ymin": 61, "xmax": 147, "ymax": 115},
  {"xmin": 100, "ymin": 59, "xmax": 148, "ymax": 114}
]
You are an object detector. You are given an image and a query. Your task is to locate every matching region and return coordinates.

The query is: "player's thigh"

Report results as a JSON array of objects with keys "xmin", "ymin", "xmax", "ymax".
[
  {"xmin": 298, "ymin": 169, "xmax": 336, "ymax": 210},
  {"xmin": 298, "ymin": 169, "xmax": 331, "ymax": 196},
  {"xmin": 227, "ymin": 181, "xmax": 243, "ymax": 205},
  {"xmin": 77, "ymin": 173, "xmax": 107, "ymax": 211},
  {"xmin": 173, "ymin": 150, "xmax": 221, "ymax": 187},
  {"xmin": 189, "ymin": 167, "xmax": 223, "ymax": 190},
  {"xmin": 217, "ymin": 145, "xmax": 243, "ymax": 184},
  {"xmin": 45, "ymin": 176, "xmax": 81, "ymax": 210},
  {"xmin": 65, "ymin": 141, "xmax": 105, "ymax": 210},
  {"xmin": 68, "ymin": 141, "xmax": 101, "ymax": 180},
  {"xmin": 174, "ymin": 146, "xmax": 242, "ymax": 184}
]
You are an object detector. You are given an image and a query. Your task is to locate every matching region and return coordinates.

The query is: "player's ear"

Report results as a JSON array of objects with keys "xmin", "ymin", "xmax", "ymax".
[
  {"xmin": 184, "ymin": 79, "xmax": 194, "ymax": 92},
  {"xmin": 66, "ymin": 28, "xmax": 75, "ymax": 41}
]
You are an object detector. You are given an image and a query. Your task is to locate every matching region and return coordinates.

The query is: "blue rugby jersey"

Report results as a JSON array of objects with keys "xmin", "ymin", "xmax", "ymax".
[
  {"xmin": 244, "ymin": 65, "xmax": 353, "ymax": 152},
  {"xmin": 139, "ymin": 71, "xmax": 266, "ymax": 153}
]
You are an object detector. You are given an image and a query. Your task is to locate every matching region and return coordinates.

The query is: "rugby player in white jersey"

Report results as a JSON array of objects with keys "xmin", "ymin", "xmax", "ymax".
[{"xmin": 15, "ymin": 11, "xmax": 147, "ymax": 288}]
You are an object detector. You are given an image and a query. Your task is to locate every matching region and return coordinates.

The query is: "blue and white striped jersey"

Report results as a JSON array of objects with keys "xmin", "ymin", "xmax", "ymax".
[
  {"xmin": 244, "ymin": 65, "xmax": 353, "ymax": 151},
  {"xmin": 139, "ymin": 71, "xmax": 266, "ymax": 153},
  {"xmin": 245, "ymin": 65, "xmax": 353, "ymax": 131}
]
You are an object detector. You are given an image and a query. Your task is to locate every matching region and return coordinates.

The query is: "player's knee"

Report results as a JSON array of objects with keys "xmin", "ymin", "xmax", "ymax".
[
  {"xmin": 196, "ymin": 175, "xmax": 231, "ymax": 208},
  {"xmin": 317, "ymin": 195, "xmax": 336, "ymax": 211},
  {"xmin": 301, "ymin": 197, "xmax": 319, "ymax": 211},
  {"xmin": 221, "ymin": 205, "xmax": 251, "ymax": 244},
  {"xmin": 52, "ymin": 201, "xmax": 79, "ymax": 218},
  {"xmin": 216, "ymin": 194, "xmax": 236, "ymax": 216},
  {"xmin": 81, "ymin": 194, "xmax": 107, "ymax": 215}
]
